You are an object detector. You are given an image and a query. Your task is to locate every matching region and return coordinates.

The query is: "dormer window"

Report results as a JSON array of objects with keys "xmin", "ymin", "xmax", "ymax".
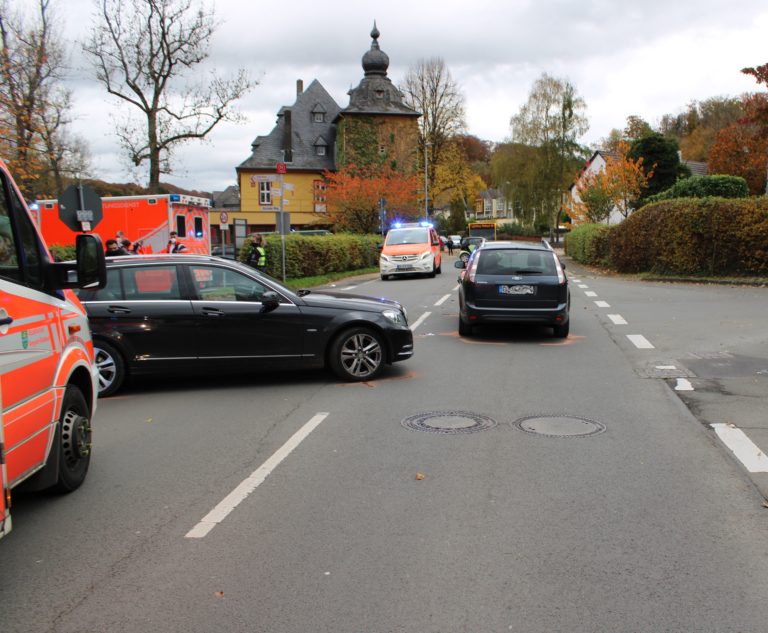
[
  {"xmin": 314, "ymin": 112, "xmax": 324, "ymax": 123},
  {"xmin": 314, "ymin": 135, "xmax": 328, "ymax": 157}
]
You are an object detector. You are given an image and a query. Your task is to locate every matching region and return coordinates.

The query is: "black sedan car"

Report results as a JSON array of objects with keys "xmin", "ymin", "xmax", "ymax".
[
  {"xmin": 76, "ymin": 255, "xmax": 413, "ymax": 395},
  {"xmin": 454, "ymin": 241, "xmax": 570, "ymax": 338}
]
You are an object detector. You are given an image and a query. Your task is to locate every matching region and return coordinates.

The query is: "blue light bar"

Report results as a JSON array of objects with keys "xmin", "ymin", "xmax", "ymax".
[{"xmin": 170, "ymin": 193, "xmax": 181, "ymax": 202}]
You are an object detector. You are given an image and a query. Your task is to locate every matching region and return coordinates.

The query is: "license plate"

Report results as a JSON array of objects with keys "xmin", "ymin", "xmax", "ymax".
[
  {"xmin": 499, "ymin": 284, "xmax": 535, "ymax": 295},
  {"xmin": 396, "ymin": 264, "xmax": 414, "ymax": 270}
]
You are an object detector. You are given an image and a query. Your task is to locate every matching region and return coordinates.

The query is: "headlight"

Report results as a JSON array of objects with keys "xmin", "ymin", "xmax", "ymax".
[
  {"xmin": 419, "ymin": 250, "xmax": 432, "ymax": 260},
  {"xmin": 382, "ymin": 309, "xmax": 407, "ymax": 326},
  {"xmin": 380, "ymin": 254, "xmax": 391, "ymax": 263}
]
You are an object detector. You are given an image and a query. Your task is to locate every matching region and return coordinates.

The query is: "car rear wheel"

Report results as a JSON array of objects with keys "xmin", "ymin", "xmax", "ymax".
[
  {"xmin": 458, "ymin": 317, "xmax": 473, "ymax": 337},
  {"xmin": 94, "ymin": 341, "xmax": 126, "ymax": 397},
  {"xmin": 553, "ymin": 320, "xmax": 570, "ymax": 338},
  {"xmin": 54, "ymin": 385, "xmax": 92, "ymax": 493},
  {"xmin": 329, "ymin": 327, "xmax": 386, "ymax": 381}
]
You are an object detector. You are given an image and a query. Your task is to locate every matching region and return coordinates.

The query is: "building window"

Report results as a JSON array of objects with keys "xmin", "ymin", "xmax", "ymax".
[
  {"xmin": 316, "ymin": 146, "xmax": 326, "ymax": 156},
  {"xmin": 259, "ymin": 181, "xmax": 271, "ymax": 205},
  {"xmin": 314, "ymin": 113, "xmax": 324, "ymax": 123},
  {"xmin": 313, "ymin": 179, "xmax": 327, "ymax": 213},
  {"xmin": 379, "ymin": 145, "xmax": 386, "ymax": 156}
]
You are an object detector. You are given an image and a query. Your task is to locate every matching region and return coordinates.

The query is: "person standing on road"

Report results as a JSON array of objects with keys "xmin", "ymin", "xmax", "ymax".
[
  {"xmin": 447, "ymin": 237, "xmax": 454, "ymax": 255},
  {"xmin": 248, "ymin": 234, "xmax": 267, "ymax": 273}
]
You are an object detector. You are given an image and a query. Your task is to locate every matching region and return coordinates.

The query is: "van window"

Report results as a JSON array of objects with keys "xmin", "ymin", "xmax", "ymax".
[
  {"xmin": 175, "ymin": 215, "xmax": 186, "ymax": 237},
  {"xmin": 385, "ymin": 228, "xmax": 429, "ymax": 246},
  {"xmin": 194, "ymin": 216, "xmax": 203, "ymax": 238},
  {"xmin": 0, "ymin": 172, "xmax": 43, "ymax": 288}
]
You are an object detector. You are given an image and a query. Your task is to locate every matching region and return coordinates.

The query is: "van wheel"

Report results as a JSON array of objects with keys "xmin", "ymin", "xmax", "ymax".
[
  {"xmin": 380, "ymin": 274, "xmax": 389, "ymax": 281},
  {"xmin": 54, "ymin": 386, "xmax": 92, "ymax": 493},
  {"xmin": 427, "ymin": 261, "xmax": 436, "ymax": 278},
  {"xmin": 329, "ymin": 327, "xmax": 385, "ymax": 381},
  {"xmin": 94, "ymin": 341, "xmax": 126, "ymax": 396},
  {"xmin": 436, "ymin": 260, "xmax": 442, "ymax": 274}
]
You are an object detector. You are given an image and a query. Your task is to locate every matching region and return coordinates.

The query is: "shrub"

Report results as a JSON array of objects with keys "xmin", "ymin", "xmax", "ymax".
[
  {"xmin": 497, "ymin": 222, "xmax": 540, "ymax": 238},
  {"xmin": 564, "ymin": 224, "xmax": 611, "ymax": 266},
  {"xmin": 648, "ymin": 175, "xmax": 749, "ymax": 202},
  {"xmin": 608, "ymin": 197, "xmax": 768, "ymax": 276},
  {"xmin": 239, "ymin": 234, "xmax": 381, "ymax": 278}
]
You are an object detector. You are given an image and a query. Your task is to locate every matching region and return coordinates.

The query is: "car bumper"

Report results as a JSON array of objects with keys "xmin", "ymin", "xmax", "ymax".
[
  {"xmin": 380, "ymin": 258, "xmax": 433, "ymax": 276},
  {"xmin": 462, "ymin": 301, "xmax": 569, "ymax": 326},
  {"xmin": 386, "ymin": 327, "xmax": 414, "ymax": 363}
]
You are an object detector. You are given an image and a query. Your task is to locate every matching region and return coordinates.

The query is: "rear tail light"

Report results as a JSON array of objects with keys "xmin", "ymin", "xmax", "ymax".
[
  {"xmin": 554, "ymin": 255, "xmax": 566, "ymax": 285},
  {"xmin": 468, "ymin": 251, "xmax": 481, "ymax": 283}
]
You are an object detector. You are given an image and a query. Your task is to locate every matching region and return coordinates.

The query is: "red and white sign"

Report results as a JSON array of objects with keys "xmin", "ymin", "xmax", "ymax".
[{"xmin": 276, "ymin": 163, "xmax": 287, "ymax": 174}]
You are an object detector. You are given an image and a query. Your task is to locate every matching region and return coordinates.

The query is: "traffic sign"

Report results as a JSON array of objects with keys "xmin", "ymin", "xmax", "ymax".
[
  {"xmin": 220, "ymin": 212, "xmax": 229, "ymax": 223},
  {"xmin": 276, "ymin": 163, "xmax": 287, "ymax": 174},
  {"xmin": 58, "ymin": 184, "xmax": 103, "ymax": 231}
]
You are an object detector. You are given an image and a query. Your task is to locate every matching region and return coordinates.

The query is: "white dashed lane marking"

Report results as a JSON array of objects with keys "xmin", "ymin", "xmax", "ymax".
[
  {"xmin": 578, "ymin": 284, "xmax": 589, "ymax": 289},
  {"xmin": 607, "ymin": 314, "xmax": 627, "ymax": 325},
  {"xmin": 627, "ymin": 334, "xmax": 655, "ymax": 349},
  {"xmin": 434, "ymin": 294, "xmax": 451, "ymax": 306},
  {"xmin": 711, "ymin": 424, "xmax": 768, "ymax": 473},
  {"xmin": 585, "ymin": 291, "xmax": 597, "ymax": 297},
  {"xmin": 594, "ymin": 301, "xmax": 610, "ymax": 308},
  {"xmin": 675, "ymin": 378, "xmax": 694, "ymax": 391},
  {"xmin": 410, "ymin": 312, "xmax": 431, "ymax": 332}
]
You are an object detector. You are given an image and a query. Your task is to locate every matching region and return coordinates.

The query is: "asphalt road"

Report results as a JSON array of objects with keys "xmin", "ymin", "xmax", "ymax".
[{"xmin": 2, "ymin": 253, "xmax": 768, "ymax": 632}]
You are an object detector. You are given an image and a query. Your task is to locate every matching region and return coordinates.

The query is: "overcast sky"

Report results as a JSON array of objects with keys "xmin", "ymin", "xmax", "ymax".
[{"xmin": 57, "ymin": 0, "xmax": 768, "ymax": 193}]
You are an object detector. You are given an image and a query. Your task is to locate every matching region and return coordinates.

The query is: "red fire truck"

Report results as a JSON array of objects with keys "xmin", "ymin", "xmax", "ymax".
[
  {"xmin": 33, "ymin": 193, "xmax": 212, "ymax": 255},
  {"xmin": 0, "ymin": 158, "xmax": 106, "ymax": 540}
]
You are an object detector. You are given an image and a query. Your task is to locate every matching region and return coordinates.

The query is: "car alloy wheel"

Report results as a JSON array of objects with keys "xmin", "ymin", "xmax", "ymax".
[
  {"xmin": 94, "ymin": 341, "xmax": 126, "ymax": 396},
  {"xmin": 330, "ymin": 327, "xmax": 385, "ymax": 381}
]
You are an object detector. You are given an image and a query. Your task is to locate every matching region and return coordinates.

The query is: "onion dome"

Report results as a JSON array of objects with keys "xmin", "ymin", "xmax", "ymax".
[{"xmin": 362, "ymin": 22, "xmax": 389, "ymax": 76}]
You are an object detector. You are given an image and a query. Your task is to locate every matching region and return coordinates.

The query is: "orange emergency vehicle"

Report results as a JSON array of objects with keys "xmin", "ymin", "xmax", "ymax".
[
  {"xmin": 0, "ymin": 158, "xmax": 106, "ymax": 540},
  {"xmin": 33, "ymin": 193, "xmax": 212, "ymax": 255}
]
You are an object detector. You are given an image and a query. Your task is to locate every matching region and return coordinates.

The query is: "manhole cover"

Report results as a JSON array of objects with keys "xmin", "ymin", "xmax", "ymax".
[
  {"xmin": 514, "ymin": 415, "xmax": 605, "ymax": 438},
  {"xmin": 401, "ymin": 411, "xmax": 497, "ymax": 435}
]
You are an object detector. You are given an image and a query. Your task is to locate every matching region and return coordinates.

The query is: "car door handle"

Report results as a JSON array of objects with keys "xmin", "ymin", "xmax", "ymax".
[
  {"xmin": 107, "ymin": 306, "xmax": 132, "ymax": 314},
  {"xmin": 201, "ymin": 307, "xmax": 225, "ymax": 317},
  {"xmin": 0, "ymin": 316, "xmax": 12, "ymax": 326}
]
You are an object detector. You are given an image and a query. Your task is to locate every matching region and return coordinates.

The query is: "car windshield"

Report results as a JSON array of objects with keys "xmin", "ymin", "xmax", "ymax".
[
  {"xmin": 386, "ymin": 228, "xmax": 429, "ymax": 245},
  {"xmin": 476, "ymin": 250, "xmax": 556, "ymax": 276}
]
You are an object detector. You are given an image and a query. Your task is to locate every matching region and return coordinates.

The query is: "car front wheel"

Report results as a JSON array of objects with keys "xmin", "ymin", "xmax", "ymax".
[
  {"xmin": 94, "ymin": 341, "xmax": 126, "ymax": 396},
  {"xmin": 329, "ymin": 327, "xmax": 386, "ymax": 381}
]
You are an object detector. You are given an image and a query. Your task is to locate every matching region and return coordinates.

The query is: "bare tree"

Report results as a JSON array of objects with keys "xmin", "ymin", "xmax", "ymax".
[
  {"xmin": 510, "ymin": 73, "xmax": 588, "ymax": 240},
  {"xmin": 83, "ymin": 0, "xmax": 255, "ymax": 191},
  {"xmin": 0, "ymin": 0, "xmax": 74, "ymax": 198},
  {"xmin": 400, "ymin": 57, "xmax": 466, "ymax": 207}
]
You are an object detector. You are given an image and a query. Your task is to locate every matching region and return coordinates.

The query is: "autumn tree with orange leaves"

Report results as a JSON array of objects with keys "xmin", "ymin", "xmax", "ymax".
[
  {"xmin": 323, "ymin": 164, "xmax": 419, "ymax": 233},
  {"xmin": 570, "ymin": 142, "xmax": 652, "ymax": 224}
]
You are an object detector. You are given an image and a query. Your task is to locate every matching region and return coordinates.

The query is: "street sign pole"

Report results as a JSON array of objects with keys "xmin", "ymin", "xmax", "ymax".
[{"xmin": 280, "ymin": 171, "xmax": 286, "ymax": 282}]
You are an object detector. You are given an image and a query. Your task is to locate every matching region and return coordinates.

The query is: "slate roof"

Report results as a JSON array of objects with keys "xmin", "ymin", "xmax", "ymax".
[
  {"xmin": 683, "ymin": 160, "xmax": 708, "ymax": 176},
  {"xmin": 212, "ymin": 185, "xmax": 240, "ymax": 209},
  {"xmin": 341, "ymin": 25, "xmax": 420, "ymax": 119},
  {"xmin": 238, "ymin": 79, "xmax": 341, "ymax": 172}
]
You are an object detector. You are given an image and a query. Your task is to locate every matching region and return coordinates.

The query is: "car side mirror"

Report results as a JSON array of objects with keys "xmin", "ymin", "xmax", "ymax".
[
  {"xmin": 260, "ymin": 290, "xmax": 280, "ymax": 313},
  {"xmin": 47, "ymin": 233, "xmax": 107, "ymax": 289},
  {"xmin": 454, "ymin": 260, "xmax": 466, "ymax": 269}
]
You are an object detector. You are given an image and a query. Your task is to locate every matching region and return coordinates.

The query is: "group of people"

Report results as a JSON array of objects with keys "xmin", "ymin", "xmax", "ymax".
[{"xmin": 105, "ymin": 231, "xmax": 187, "ymax": 256}]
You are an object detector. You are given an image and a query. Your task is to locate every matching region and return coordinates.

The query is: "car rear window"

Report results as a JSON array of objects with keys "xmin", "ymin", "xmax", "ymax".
[{"xmin": 476, "ymin": 250, "xmax": 556, "ymax": 276}]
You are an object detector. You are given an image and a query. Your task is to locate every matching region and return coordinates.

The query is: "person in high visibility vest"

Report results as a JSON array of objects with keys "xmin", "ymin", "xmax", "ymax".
[{"xmin": 247, "ymin": 234, "xmax": 267, "ymax": 272}]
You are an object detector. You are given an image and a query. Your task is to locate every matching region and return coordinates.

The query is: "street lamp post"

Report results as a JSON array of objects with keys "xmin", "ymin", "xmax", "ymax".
[{"xmin": 424, "ymin": 142, "xmax": 431, "ymax": 223}]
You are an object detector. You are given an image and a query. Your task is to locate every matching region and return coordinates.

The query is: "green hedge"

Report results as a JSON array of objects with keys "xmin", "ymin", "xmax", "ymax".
[
  {"xmin": 609, "ymin": 198, "xmax": 768, "ymax": 275},
  {"xmin": 564, "ymin": 224, "xmax": 611, "ymax": 266},
  {"xmin": 648, "ymin": 175, "xmax": 749, "ymax": 202},
  {"xmin": 239, "ymin": 234, "xmax": 382, "ymax": 278},
  {"xmin": 49, "ymin": 243, "xmax": 76, "ymax": 262}
]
